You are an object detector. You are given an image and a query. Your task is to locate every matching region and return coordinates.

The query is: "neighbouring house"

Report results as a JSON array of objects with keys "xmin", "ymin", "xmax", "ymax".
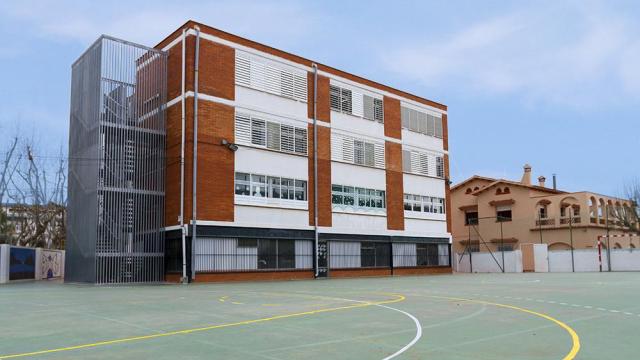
[{"xmin": 451, "ymin": 164, "xmax": 639, "ymax": 254}]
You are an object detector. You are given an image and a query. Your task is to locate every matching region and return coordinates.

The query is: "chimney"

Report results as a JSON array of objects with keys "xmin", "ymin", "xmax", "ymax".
[
  {"xmin": 552, "ymin": 174, "xmax": 557, "ymax": 190},
  {"xmin": 538, "ymin": 175, "xmax": 546, "ymax": 187},
  {"xmin": 521, "ymin": 164, "xmax": 532, "ymax": 185}
]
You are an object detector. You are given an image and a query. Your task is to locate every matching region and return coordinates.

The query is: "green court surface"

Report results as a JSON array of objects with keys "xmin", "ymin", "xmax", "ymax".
[{"xmin": 1, "ymin": 273, "xmax": 639, "ymax": 359}]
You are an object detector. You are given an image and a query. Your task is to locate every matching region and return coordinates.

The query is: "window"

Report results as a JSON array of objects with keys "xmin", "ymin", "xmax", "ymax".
[
  {"xmin": 238, "ymin": 239, "xmax": 258, "ymax": 248},
  {"xmin": 331, "ymin": 133, "xmax": 384, "ymax": 169},
  {"xmin": 403, "ymin": 148, "xmax": 444, "ymax": 178},
  {"xmin": 235, "ymin": 173, "xmax": 250, "ymax": 196},
  {"xmin": 403, "ymin": 193, "xmax": 446, "ymax": 214},
  {"xmin": 331, "ymin": 84, "xmax": 383, "ymax": 122},
  {"xmin": 496, "ymin": 206, "xmax": 512, "ymax": 222},
  {"xmin": 332, "ymin": 184, "xmax": 385, "ymax": 212},
  {"xmin": 417, "ymin": 243, "xmax": 439, "ymax": 266},
  {"xmin": 361, "ymin": 242, "xmax": 390, "ymax": 267},
  {"xmin": 538, "ymin": 205, "xmax": 548, "ymax": 219},
  {"xmin": 251, "ymin": 119, "xmax": 266, "ymax": 146},
  {"xmin": 235, "ymin": 52, "xmax": 307, "ymax": 102},
  {"xmin": 465, "ymin": 211, "xmax": 478, "ymax": 225},
  {"xmin": 497, "ymin": 244, "xmax": 513, "ymax": 252},
  {"xmin": 436, "ymin": 157, "xmax": 444, "ymax": 178},
  {"xmin": 235, "ymin": 113, "xmax": 307, "ymax": 155},
  {"xmin": 235, "ymin": 172, "xmax": 307, "ymax": 202},
  {"xmin": 401, "ymin": 106, "xmax": 443, "ymax": 139}
]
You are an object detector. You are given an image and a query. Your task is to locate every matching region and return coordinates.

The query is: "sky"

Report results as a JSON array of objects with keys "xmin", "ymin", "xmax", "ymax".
[{"xmin": 0, "ymin": 0, "xmax": 638, "ymax": 196}]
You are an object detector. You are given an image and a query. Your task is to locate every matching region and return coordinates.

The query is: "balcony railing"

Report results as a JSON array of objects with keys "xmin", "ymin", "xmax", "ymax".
[
  {"xmin": 535, "ymin": 218, "xmax": 555, "ymax": 226},
  {"xmin": 559, "ymin": 217, "xmax": 581, "ymax": 225}
]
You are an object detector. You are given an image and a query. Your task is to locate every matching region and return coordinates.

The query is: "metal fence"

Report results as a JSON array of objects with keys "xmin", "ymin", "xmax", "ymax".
[{"xmin": 67, "ymin": 36, "xmax": 166, "ymax": 284}]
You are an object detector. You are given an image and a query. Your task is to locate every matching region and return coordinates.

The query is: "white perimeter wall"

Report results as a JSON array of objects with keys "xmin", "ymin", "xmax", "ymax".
[{"xmin": 455, "ymin": 250, "xmax": 523, "ymax": 273}]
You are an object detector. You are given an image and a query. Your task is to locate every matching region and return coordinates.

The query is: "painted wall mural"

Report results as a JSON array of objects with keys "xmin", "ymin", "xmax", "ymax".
[
  {"xmin": 9, "ymin": 247, "xmax": 36, "ymax": 280},
  {"xmin": 41, "ymin": 250, "xmax": 63, "ymax": 279}
]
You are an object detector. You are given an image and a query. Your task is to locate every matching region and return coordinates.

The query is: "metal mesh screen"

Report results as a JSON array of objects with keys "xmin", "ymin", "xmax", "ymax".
[{"xmin": 67, "ymin": 36, "xmax": 166, "ymax": 284}]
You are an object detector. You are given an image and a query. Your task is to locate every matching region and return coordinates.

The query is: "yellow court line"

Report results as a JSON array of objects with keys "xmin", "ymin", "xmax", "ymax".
[
  {"xmin": 431, "ymin": 295, "xmax": 581, "ymax": 360},
  {"xmin": 0, "ymin": 294, "xmax": 405, "ymax": 359}
]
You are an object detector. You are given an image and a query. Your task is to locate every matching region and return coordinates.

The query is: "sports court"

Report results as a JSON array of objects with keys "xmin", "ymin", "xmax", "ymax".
[{"xmin": 1, "ymin": 272, "xmax": 638, "ymax": 359}]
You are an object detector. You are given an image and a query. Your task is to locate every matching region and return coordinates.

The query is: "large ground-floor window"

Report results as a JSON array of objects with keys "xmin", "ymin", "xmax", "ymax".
[
  {"xmin": 194, "ymin": 238, "xmax": 313, "ymax": 272},
  {"xmin": 329, "ymin": 241, "xmax": 449, "ymax": 269}
]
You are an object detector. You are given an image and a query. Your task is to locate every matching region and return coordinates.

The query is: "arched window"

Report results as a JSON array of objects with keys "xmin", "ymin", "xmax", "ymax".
[
  {"xmin": 614, "ymin": 242, "xmax": 622, "ymax": 249},
  {"xmin": 630, "ymin": 243, "xmax": 636, "ymax": 249},
  {"xmin": 503, "ymin": 187, "xmax": 510, "ymax": 194},
  {"xmin": 474, "ymin": 186, "xmax": 479, "ymax": 191},
  {"xmin": 495, "ymin": 188, "xmax": 503, "ymax": 195},
  {"xmin": 465, "ymin": 188, "xmax": 472, "ymax": 194}
]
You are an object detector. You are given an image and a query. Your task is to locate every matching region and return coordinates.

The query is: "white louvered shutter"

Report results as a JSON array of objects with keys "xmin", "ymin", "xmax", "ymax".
[
  {"xmin": 281, "ymin": 124, "xmax": 294, "ymax": 152},
  {"xmin": 428, "ymin": 154, "xmax": 437, "ymax": 176},
  {"xmin": 373, "ymin": 143, "xmax": 385, "ymax": 169},
  {"xmin": 434, "ymin": 116, "xmax": 443, "ymax": 138},
  {"xmin": 235, "ymin": 55, "xmax": 251, "ymax": 87},
  {"xmin": 401, "ymin": 107, "xmax": 410, "ymax": 128},
  {"xmin": 331, "ymin": 133, "xmax": 343, "ymax": 161},
  {"xmin": 293, "ymin": 74, "xmax": 307, "ymax": 101},
  {"xmin": 410, "ymin": 152, "xmax": 420, "ymax": 174},
  {"xmin": 235, "ymin": 113, "xmax": 251, "ymax": 145},
  {"xmin": 250, "ymin": 61, "xmax": 266, "ymax": 92},
  {"xmin": 342, "ymin": 136, "xmax": 354, "ymax": 163},
  {"xmin": 363, "ymin": 95, "xmax": 374, "ymax": 120},
  {"xmin": 351, "ymin": 91, "xmax": 364, "ymax": 117},
  {"xmin": 418, "ymin": 153, "xmax": 429, "ymax": 175},
  {"xmin": 402, "ymin": 150, "xmax": 411, "ymax": 172},
  {"xmin": 427, "ymin": 114, "xmax": 435, "ymax": 136},
  {"xmin": 264, "ymin": 65, "xmax": 280, "ymax": 95}
]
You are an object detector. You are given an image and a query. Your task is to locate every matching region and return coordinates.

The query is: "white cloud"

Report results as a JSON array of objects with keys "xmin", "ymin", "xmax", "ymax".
[
  {"xmin": 0, "ymin": 0, "xmax": 318, "ymax": 47},
  {"xmin": 382, "ymin": 1, "xmax": 640, "ymax": 108}
]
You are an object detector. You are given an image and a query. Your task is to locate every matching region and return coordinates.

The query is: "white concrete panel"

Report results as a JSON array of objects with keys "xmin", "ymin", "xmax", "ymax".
[
  {"xmin": 404, "ymin": 218, "xmax": 447, "ymax": 236},
  {"xmin": 331, "ymin": 212, "xmax": 387, "ymax": 233},
  {"xmin": 235, "ymin": 146, "xmax": 308, "ymax": 180},
  {"xmin": 234, "ymin": 205, "xmax": 309, "ymax": 229},
  {"xmin": 455, "ymin": 250, "xmax": 522, "ymax": 273},
  {"xmin": 403, "ymin": 173, "xmax": 445, "ymax": 197},
  {"xmin": 331, "ymin": 111, "xmax": 385, "ymax": 141},
  {"xmin": 401, "ymin": 129, "xmax": 444, "ymax": 152},
  {"xmin": 235, "ymin": 86, "xmax": 308, "ymax": 121},
  {"xmin": 610, "ymin": 249, "xmax": 640, "ymax": 271},
  {"xmin": 331, "ymin": 162, "xmax": 386, "ymax": 189},
  {"xmin": 533, "ymin": 244, "xmax": 549, "ymax": 272}
]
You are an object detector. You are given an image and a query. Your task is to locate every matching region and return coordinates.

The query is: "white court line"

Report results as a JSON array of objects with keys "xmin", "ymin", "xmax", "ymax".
[{"xmin": 377, "ymin": 304, "xmax": 422, "ymax": 360}]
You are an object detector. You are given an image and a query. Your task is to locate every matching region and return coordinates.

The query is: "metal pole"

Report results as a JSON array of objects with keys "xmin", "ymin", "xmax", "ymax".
[
  {"xmin": 312, "ymin": 63, "xmax": 319, "ymax": 278},
  {"xmin": 180, "ymin": 28, "xmax": 187, "ymax": 284},
  {"xmin": 468, "ymin": 224, "xmax": 473, "ymax": 272},
  {"xmin": 569, "ymin": 212, "xmax": 574, "ymax": 272},
  {"xmin": 500, "ymin": 220, "xmax": 505, "ymax": 273},
  {"xmin": 597, "ymin": 236, "xmax": 602, "ymax": 272},
  {"xmin": 606, "ymin": 204, "xmax": 611, "ymax": 271},
  {"xmin": 191, "ymin": 26, "xmax": 200, "ymax": 281}
]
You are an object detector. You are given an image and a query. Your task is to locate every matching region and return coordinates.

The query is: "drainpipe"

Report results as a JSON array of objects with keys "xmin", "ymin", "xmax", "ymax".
[
  {"xmin": 191, "ymin": 25, "xmax": 201, "ymax": 281},
  {"xmin": 180, "ymin": 28, "xmax": 187, "ymax": 284},
  {"xmin": 312, "ymin": 63, "xmax": 319, "ymax": 278}
]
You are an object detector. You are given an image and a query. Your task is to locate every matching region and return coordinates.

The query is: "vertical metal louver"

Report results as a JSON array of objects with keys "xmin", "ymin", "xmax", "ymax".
[{"xmin": 67, "ymin": 36, "xmax": 166, "ymax": 284}]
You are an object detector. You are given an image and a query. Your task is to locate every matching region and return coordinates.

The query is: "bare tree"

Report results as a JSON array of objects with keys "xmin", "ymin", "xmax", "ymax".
[
  {"xmin": 6, "ymin": 141, "xmax": 67, "ymax": 249},
  {"xmin": 615, "ymin": 178, "xmax": 640, "ymax": 233}
]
